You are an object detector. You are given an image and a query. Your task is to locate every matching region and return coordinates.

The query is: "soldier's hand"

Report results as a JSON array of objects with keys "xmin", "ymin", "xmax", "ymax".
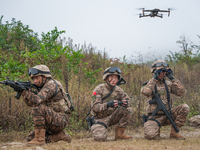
[
  {"xmin": 122, "ymin": 99, "xmax": 128, "ymax": 107},
  {"xmin": 107, "ymin": 100, "xmax": 118, "ymax": 108},
  {"xmin": 114, "ymin": 100, "xmax": 118, "ymax": 107},
  {"xmin": 107, "ymin": 100, "xmax": 114, "ymax": 108},
  {"xmin": 166, "ymin": 69, "xmax": 175, "ymax": 80},
  {"xmin": 153, "ymin": 69, "xmax": 160, "ymax": 80}
]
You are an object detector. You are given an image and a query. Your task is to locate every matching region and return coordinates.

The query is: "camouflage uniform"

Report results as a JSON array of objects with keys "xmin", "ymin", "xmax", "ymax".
[
  {"xmin": 141, "ymin": 60, "xmax": 190, "ymax": 140},
  {"xmin": 23, "ymin": 78, "xmax": 69, "ymax": 133},
  {"xmin": 91, "ymin": 67, "xmax": 133, "ymax": 141},
  {"xmin": 23, "ymin": 65, "xmax": 71, "ymax": 145}
]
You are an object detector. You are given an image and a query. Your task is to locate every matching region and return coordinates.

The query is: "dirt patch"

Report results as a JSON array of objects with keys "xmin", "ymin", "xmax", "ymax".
[{"xmin": 0, "ymin": 126, "xmax": 200, "ymax": 150}]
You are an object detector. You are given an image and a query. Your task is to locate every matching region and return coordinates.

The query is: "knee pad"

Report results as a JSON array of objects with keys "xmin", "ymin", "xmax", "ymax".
[
  {"xmin": 91, "ymin": 124, "xmax": 107, "ymax": 141},
  {"xmin": 144, "ymin": 121, "xmax": 159, "ymax": 140}
]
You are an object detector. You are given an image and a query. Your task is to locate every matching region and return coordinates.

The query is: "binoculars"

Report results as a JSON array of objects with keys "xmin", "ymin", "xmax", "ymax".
[
  {"xmin": 118, "ymin": 101, "xmax": 124, "ymax": 106},
  {"xmin": 158, "ymin": 68, "xmax": 172, "ymax": 73}
]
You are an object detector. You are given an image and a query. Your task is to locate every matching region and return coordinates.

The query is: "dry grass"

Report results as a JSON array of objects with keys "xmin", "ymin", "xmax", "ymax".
[
  {"xmin": 0, "ymin": 126, "xmax": 200, "ymax": 150},
  {"xmin": 1, "ymin": 53, "xmax": 200, "ymax": 132}
]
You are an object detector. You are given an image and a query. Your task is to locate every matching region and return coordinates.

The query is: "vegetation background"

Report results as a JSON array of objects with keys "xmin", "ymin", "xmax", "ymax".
[{"xmin": 0, "ymin": 15, "xmax": 200, "ymax": 142}]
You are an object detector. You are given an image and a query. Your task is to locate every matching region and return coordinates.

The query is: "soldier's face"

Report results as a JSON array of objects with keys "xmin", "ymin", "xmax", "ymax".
[
  {"xmin": 157, "ymin": 67, "xmax": 166, "ymax": 80},
  {"xmin": 32, "ymin": 75, "xmax": 45, "ymax": 86},
  {"xmin": 106, "ymin": 75, "xmax": 118, "ymax": 86}
]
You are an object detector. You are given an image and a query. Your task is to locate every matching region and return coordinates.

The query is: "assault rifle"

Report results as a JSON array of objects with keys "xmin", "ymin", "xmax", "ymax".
[
  {"xmin": 149, "ymin": 91, "xmax": 179, "ymax": 132},
  {"xmin": 0, "ymin": 78, "xmax": 38, "ymax": 99}
]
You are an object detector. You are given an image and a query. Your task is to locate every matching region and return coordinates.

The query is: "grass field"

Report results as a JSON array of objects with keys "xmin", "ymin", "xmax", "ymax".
[{"xmin": 0, "ymin": 126, "xmax": 200, "ymax": 150}]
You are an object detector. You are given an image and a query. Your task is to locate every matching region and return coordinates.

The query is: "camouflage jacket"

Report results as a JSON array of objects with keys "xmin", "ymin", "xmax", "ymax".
[
  {"xmin": 22, "ymin": 78, "xmax": 70, "ymax": 115},
  {"xmin": 91, "ymin": 83, "xmax": 131, "ymax": 119},
  {"xmin": 141, "ymin": 78, "xmax": 186, "ymax": 114}
]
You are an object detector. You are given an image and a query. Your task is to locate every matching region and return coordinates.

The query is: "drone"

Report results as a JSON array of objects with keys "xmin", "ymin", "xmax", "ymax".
[{"xmin": 139, "ymin": 8, "xmax": 171, "ymax": 18}]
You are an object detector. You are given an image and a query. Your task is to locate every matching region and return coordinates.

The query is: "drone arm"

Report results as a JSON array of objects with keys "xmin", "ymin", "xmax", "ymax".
[
  {"xmin": 156, "ymin": 14, "xmax": 163, "ymax": 18},
  {"xmin": 139, "ymin": 14, "xmax": 151, "ymax": 18},
  {"xmin": 143, "ymin": 10, "xmax": 152, "ymax": 12},
  {"xmin": 168, "ymin": 11, "xmax": 170, "ymax": 17}
]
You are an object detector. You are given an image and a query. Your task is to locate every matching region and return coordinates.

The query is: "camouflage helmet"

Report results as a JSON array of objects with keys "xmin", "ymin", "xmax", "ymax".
[
  {"xmin": 28, "ymin": 65, "xmax": 51, "ymax": 78},
  {"xmin": 151, "ymin": 60, "xmax": 169, "ymax": 73},
  {"xmin": 103, "ymin": 66, "xmax": 121, "ymax": 80}
]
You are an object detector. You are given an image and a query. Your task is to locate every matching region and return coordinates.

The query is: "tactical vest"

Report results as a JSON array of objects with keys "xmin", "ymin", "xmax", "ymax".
[
  {"xmin": 42, "ymin": 79, "xmax": 72, "ymax": 115},
  {"xmin": 91, "ymin": 84, "xmax": 122, "ymax": 118}
]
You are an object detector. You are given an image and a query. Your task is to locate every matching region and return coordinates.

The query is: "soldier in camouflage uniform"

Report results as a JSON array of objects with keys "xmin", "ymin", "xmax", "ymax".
[
  {"xmin": 90, "ymin": 66, "xmax": 133, "ymax": 141},
  {"xmin": 141, "ymin": 60, "xmax": 190, "ymax": 140},
  {"xmin": 22, "ymin": 65, "xmax": 72, "ymax": 146}
]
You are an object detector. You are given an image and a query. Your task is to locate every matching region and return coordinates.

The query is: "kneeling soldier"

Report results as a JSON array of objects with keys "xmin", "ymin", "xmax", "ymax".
[
  {"xmin": 22, "ymin": 65, "xmax": 72, "ymax": 146},
  {"xmin": 90, "ymin": 66, "xmax": 133, "ymax": 141},
  {"xmin": 141, "ymin": 60, "xmax": 190, "ymax": 140}
]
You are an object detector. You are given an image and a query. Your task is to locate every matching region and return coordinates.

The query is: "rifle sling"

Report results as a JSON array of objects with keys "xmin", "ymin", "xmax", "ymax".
[
  {"xmin": 164, "ymin": 82, "xmax": 172, "ymax": 115},
  {"xmin": 102, "ymin": 86, "xmax": 116, "ymax": 101},
  {"xmin": 51, "ymin": 79, "xmax": 59, "ymax": 98},
  {"xmin": 154, "ymin": 81, "xmax": 171, "ymax": 115}
]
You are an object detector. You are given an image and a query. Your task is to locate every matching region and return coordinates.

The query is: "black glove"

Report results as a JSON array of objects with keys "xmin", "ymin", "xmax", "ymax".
[
  {"xmin": 123, "ymin": 100, "xmax": 128, "ymax": 107},
  {"xmin": 118, "ymin": 100, "xmax": 128, "ymax": 107},
  {"xmin": 107, "ymin": 100, "xmax": 115, "ymax": 108},
  {"xmin": 70, "ymin": 106, "xmax": 75, "ymax": 112},
  {"xmin": 153, "ymin": 69, "xmax": 160, "ymax": 80},
  {"xmin": 166, "ymin": 69, "xmax": 175, "ymax": 80},
  {"xmin": 12, "ymin": 86, "xmax": 23, "ymax": 92}
]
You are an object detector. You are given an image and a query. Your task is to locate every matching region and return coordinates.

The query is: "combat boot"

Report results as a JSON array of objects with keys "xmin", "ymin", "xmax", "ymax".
[
  {"xmin": 26, "ymin": 130, "xmax": 35, "ymax": 142},
  {"xmin": 115, "ymin": 126, "xmax": 132, "ymax": 140},
  {"xmin": 48, "ymin": 129, "xmax": 71, "ymax": 143},
  {"xmin": 27, "ymin": 129, "xmax": 46, "ymax": 146},
  {"xmin": 170, "ymin": 125, "xmax": 185, "ymax": 140}
]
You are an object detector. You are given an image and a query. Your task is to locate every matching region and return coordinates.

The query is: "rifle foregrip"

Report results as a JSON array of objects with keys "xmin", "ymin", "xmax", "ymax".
[{"xmin": 15, "ymin": 92, "xmax": 22, "ymax": 99}]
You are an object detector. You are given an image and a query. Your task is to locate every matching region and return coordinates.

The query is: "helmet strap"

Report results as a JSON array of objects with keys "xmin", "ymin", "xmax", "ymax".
[
  {"xmin": 106, "ymin": 76, "xmax": 117, "ymax": 87},
  {"xmin": 37, "ymin": 76, "xmax": 47, "ymax": 88}
]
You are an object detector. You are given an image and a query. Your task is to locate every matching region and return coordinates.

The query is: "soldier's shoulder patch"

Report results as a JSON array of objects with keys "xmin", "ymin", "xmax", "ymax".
[
  {"xmin": 92, "ymin": 91, "xmax": 97, "ymax": 102},
  {"xmin": 93, "ymin": 91, "xmax": 97, "ymax": 96}
]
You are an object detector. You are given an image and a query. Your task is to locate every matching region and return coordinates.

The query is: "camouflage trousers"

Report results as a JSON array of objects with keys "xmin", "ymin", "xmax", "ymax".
[
  {"xmin": 144, "ymin": 104, "xmax": 190, "ymax": 140},
  {"xmin": 26, "ymin": 104, "xmax": 69, "ymax": 141},
  {"xmin": 32, "ymin": 104, "xmax": 68, "ymax": 132},
  {"xmin": 91, "ymin": 106, "xmax": 133, "ymax": 141}
]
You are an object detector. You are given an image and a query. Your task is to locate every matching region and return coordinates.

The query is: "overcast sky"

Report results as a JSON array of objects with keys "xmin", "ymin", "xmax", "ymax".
[{"xmin": 1, "ymin": 0, "xmax": 200, "ymax": 62}]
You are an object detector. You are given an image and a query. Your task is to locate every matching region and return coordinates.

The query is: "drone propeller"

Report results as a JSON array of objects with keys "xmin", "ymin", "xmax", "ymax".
[
  {"xmin": 136, "ymin": 8, "xmax": 145, "ymax": 10},
  {"xmin": 133, "ymin": 13, "xmax": 140, "ymax": 16},
  {"xmin": 168, "ymin": 7, "xmax": 176, "ymax": 11},
  {"xmin": 167, "ymin": 7, "xmax": 176, "ymax": 16}
]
